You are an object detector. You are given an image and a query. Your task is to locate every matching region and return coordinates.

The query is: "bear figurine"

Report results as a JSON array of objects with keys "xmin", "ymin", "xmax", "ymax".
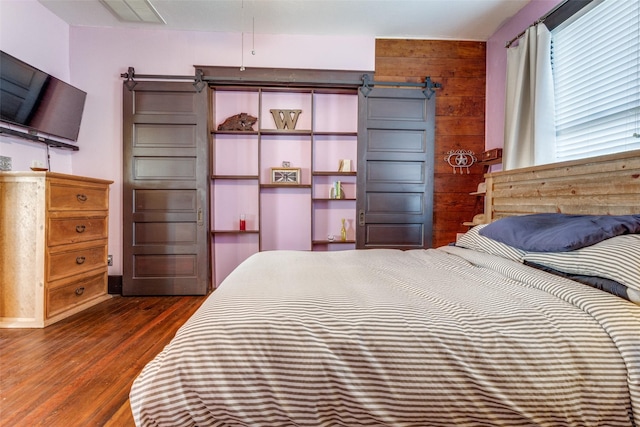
[{"xmin": 217, "ymin": 113, "xmax": 258, "ymax": 131}]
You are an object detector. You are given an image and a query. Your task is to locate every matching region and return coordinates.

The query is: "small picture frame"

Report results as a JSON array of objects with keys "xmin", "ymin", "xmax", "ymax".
[{"xmin": 270, "ymin": 167, "xmax": 301, "ymax": 185}]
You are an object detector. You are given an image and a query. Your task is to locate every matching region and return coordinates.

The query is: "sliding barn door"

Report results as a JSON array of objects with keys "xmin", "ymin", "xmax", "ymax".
[
  {"xmin": 356, "ymin": 86, "xmax": 435, "ymax": 249},
  {"xmin": 122, "ymin": 81, "xmax": 209, "ymax": 295}
]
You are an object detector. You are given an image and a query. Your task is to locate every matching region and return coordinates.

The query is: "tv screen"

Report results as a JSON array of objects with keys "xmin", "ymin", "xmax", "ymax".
[{"xmin": 0, "ymin": 51, "xmax": 87, "ymax": 142}]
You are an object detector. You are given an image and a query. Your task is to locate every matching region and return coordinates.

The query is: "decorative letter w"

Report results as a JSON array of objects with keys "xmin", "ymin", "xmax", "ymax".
[{"xmin": 270, "ymin": 109, "xmax": 302, "ymax": 130}]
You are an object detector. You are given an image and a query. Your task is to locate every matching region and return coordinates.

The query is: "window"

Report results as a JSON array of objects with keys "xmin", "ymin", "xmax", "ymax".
[{"xmin": 551, "ymin": 0, "xmax": 640, "ymax": 162}]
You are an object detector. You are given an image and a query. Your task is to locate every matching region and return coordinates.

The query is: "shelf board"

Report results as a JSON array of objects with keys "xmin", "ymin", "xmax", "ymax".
[
  {"xmin": 260, "ymin": 184, "xmax": 312, "ymax": 189},
  {"xmin": 212, "ymin": 230, "xmax": 260, "ymax": 234},
  {"xmin": 313, "ymin": 131, "xmax": 357, "ymax": 137},
  {"xmin": 212, "ymin": 175, "xmax": 259, "ymax": 180},
  {"xmin": 312, "ymin": 240, "xmax": 356, "ymax": 245},
  {"xmin": 212, "ymin": 130, "xmax": 259, "ymax": 135},
  {"xmin": 210, "ymin": 86, "xmax": 261, "ymax": 92},
  {"xmin": 212, "ymin": 130, "xmax": 356, "ymax": 137},
  {"xmin": 312, "ymin": 87, "xmax": 359, "ymax": 95},
  {"xmin": 478, "ymin": 158, "xmax": 502, "ymax": 166},
  {"xmin": 312, "ymin": 171, "xmax": 357, "ymax": 176},
  {"xmin": 260, "ymin": 129, "xmax": 312, "ymax": 136},
  {"xmin": 261, "ymin": 87, "xmax": 314, "ymax": 94},
  {"xmin": 312, "ymin": 197, "xmax": 356, "ymax": 201},
  {"xmin": 0, "ymin": 127, "xmax": 79, "ymax": 151}
]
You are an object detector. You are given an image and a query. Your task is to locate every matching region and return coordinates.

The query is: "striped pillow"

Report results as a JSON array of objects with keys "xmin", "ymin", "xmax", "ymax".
[
  {"xmin": 456, "ymin": 225, "xmax": 526, "ymax": 262},
  {"xmin": 524, "ymin": 261, "xmax": 640, "ymax": 305},
  {"xmin": 523, "ymin": 234, "xmax": 640, "ymax": 294}
]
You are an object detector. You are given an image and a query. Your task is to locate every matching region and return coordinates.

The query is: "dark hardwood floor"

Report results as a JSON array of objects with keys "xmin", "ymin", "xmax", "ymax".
[{"xmin": 0, "ymin": 294, "xmax": 208, "ymax": 427}]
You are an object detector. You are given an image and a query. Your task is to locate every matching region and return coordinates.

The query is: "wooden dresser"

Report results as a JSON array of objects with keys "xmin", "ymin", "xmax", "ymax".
[{"xmin": 0, "ymin": 172, "xmax": 113, "ymax": 328}]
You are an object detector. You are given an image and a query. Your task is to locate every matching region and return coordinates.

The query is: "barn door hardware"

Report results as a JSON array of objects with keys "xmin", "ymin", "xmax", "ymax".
[
  {"xmin": 122, "ymin": 67, "xmax": 137, "ymax": 91},
  {"xmin": 192, "ymin": 69, "xmax": 206, "ymax": 92},
  {"xmin": 360, "ymin": 74, "xmax": 442, "ymax": 99},
  {"xmin": 120, "ymin": 67, "xmax": 207, "ymax": 93},
  {"xmin": 423, "ymin": 77, "xmax": 442, "ymax": 100}
]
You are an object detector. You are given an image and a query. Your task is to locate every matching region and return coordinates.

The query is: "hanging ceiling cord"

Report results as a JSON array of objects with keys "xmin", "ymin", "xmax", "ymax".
[
  {"xmin": 252, "ymin": 16, "xmax": 256, "ymax": 55},
  {"xmin": 240, "ymin": 0, "xmax": 256, "ymax": 69},
  {"xmin": 240, "ymin": 0, "xmax": 245, "ymax": 71}
]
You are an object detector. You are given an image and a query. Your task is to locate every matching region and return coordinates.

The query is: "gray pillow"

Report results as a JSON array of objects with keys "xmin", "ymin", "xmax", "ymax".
[{"xmin": 479, "ymin": 213, "xmax": 640, "ymax": 252}]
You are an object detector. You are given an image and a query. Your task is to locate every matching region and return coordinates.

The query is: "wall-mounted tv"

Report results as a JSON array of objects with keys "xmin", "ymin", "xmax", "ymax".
[{"xmin": 0, "ymin": 51, "xmax": 87, "ymax": 142}]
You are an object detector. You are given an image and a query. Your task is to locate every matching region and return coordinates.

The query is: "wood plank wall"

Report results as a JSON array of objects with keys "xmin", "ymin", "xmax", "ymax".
[
  {"xmin": 486, "ymin": 150, "xmax": 640, "ymax": 220},
  {"xmin": 375, "ymin": 40, "xmax": 487, "ymax": 248}
]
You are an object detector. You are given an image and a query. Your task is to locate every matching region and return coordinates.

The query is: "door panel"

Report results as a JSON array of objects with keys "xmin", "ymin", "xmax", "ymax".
[
  {"xmin": 134, "ymin": 124, "xmax": 196, "ymax": 147},
  {"xmin": 134, "ymin": 157, "xmax": 198, "ymax": 180},
  {"xmin": 134, "ymin": 222, "xmax": 198, "ymax": 245},
  {"xmin": 357, "ymin": 86, "xmax": 435, "ymax": 249},
  {"xmin": 134, "ymin": 190, "xmax": 198, "ymax": 212},
  {"xmin": 133, "ymin": 254, "xmax": 198, "ymax": 277},
  {"xmin": 123, "ymin": 81, "xmax": 209, "ymax": 295},
  {"xmin": 367, "ymin": 129, "xmax": 426, "ymax": 153},
  {"xmin": 366, "ymin": 160, "xmax": 425, "ymax": 183},
  {"xmin": 365, "ymin": 224, "xmax": 425, "ymax": 246},
  {"xmin": 367, "ymin": 97, "xmax": 427, "ymax": 120},
  {"xmin": 365, "ymin": 192, "xmax": 424, "ymax": 215}
]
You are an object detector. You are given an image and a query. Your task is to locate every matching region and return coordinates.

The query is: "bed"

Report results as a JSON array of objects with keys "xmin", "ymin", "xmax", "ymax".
[{"xmin": 130, "ymin": 151, "xmax": 640, "ymax": 426}]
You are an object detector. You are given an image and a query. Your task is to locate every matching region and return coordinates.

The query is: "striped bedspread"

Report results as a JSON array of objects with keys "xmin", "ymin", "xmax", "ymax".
[{"xmin": 130, "ymin": 247, "xmax": 640, "ymax": 426}]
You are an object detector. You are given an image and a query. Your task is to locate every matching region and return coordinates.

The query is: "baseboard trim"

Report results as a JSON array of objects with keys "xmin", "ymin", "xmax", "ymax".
[{"xmin": 108, "ymin": 275, "xmax": 123, "ymax": 295}]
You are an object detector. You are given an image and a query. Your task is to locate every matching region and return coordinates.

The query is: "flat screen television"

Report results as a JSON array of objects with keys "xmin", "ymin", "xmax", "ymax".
[{"xmin": 0, "ymin": 51, "xmax": 87, "ymax": 142}]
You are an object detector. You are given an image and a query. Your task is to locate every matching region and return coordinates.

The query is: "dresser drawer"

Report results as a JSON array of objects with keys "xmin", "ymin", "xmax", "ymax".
[
  {"xmin": 48, "ymin": 181, "xmax": 109, "ymax": 211},
  {"xmin": 47, "ymin": 272, "xmax": 107, "ymax": 319},
  {"xmin": 48, "ymin": 216, "xmax": 108, "ymax": 246},
  {"xmin": 47, "ymin": 244, "xmax": 107, "ymax": 282}
]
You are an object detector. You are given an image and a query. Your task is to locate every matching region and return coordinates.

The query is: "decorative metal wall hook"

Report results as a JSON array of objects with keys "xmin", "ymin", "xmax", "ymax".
[
  {"xmin": 444, "ymin": 149, "xmax": 477, "ymax": 174},
  {"xmin": 192, "ymin": 69, "xmax": 206, "ymax": 92},
  {"xmin": 121, "ymin": 67, "xmax": 137, "ymax": 91}
]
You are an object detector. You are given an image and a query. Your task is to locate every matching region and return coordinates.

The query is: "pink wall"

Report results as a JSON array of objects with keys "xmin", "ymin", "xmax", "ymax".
[
  {"xmin": 1, "ymin": 0, "xmax": 374, "ymax": 276},
  {"xmin": 1, "ymin": 0, "xmax": 566, "ymax": 275},
  {"xmin": 68, "ymin": 28, "xmax": 373, "ymax": 275},
  {"xmin": 0, "ymin": 0, "xmax": 74, "ymax": 172},
  {"xmin": 485, "ymin": 0, "xmax": 563, "ymax": 151}
]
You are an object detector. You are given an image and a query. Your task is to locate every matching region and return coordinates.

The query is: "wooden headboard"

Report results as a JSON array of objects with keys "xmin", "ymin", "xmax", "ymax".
[{"xmin": 484, "ymin": 150, "xmax": 640, "ymax": 221}]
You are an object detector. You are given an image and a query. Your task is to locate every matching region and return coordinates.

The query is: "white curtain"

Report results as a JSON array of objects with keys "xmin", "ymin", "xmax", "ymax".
[{"xmin": 503, "ymin": 24, "xmax": 555, "ymax": 170}]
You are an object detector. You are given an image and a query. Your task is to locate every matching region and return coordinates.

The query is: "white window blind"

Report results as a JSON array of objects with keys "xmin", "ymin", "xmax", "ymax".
[{"xmin": 551, "ymin": 0, "xmax": 640, "ymax": 162}]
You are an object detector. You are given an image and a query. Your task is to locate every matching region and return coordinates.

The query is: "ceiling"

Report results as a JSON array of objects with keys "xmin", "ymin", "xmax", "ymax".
[{"xmin": 38, "ymin": 0, "xmax": 530, "ymax": 41}]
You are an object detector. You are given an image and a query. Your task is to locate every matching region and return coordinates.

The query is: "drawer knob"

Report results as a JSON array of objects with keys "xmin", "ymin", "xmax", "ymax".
[
  {"xmin": 76, "ymin": 256, "xmax": 86, "ymax": 264},
  {"xmin": 76, "ymin": 225, "xmax": 86, "ymax": 233},
  {"xmin": 77, "ymin": 194, "xmax": 88, "ymax": 202},
  {"xmin": 75, "ymin": 287, "xmax": 85, "ymax": 296}
]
